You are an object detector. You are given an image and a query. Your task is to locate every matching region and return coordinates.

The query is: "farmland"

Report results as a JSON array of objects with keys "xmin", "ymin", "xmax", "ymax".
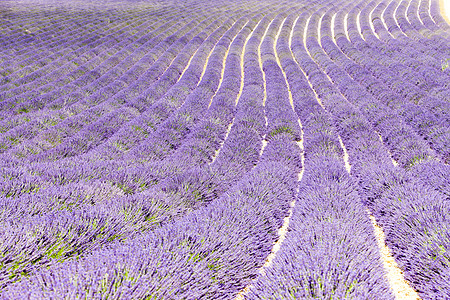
[{"xmin": 0, "ymin": 0, "xmax": 449, "ymax": 298}]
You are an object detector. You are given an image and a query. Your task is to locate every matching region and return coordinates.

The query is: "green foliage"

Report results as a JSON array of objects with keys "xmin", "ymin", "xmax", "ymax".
[
  {"xmin": 270, "ymin": 126, "xmax": 293, "ymax": 137},
  {"xmin": 442, "ymin": 58, "xmax": 450, "ymax": 71},
  {"xmin": 17, "ymin": 107, "xmax": 29, "ymax": 113}
]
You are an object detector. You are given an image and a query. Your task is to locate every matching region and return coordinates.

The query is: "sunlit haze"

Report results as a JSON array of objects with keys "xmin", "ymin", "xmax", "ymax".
[{"xmin": 442, "ymin": 0, "xmax": 450, "ymax": 22}]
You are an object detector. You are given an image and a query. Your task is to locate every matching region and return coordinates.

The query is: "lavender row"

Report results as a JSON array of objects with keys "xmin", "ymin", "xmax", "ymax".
[
  {"xmin": 0, "ymin": 2, "xmax": 232, "ymax": 288},
  {"xmin": 0, "ymin": 7, "xmax": 158, "ymax": 84},
  {"xmin": 358, "ymin": 0, "xmax": 449, "ymax": 74},
  {"xmin": 0, "ymin": 11, "xmax": 215, "ymax": 164},
  {"xmin": 0, "ymin": 3, "xmax": 166, "ymax": 60},
  {"xmin": 47, "ymin": 7, "xmax": 219, "ymax": 105},
  {"xmin": 0, "ymin": 12, "xmax": 218, "ymax": 190},
  {"xmin": 322, "ymin": 5, "xmax": 450, "ymax": 162},
  {"xmin": 429, "ymin": 0, "xmax": 450, "ymax": 31},
  {"xmin": 243, "ymin": 11, "xmax": 393, "ymax": 297},
  {"xmin": 0, "ymin": 10, "xmax": 304, "ymax": 300},
  {"xmin": 0, "ymin": 8, "xmax": 251, "ymax": 251},
  {"xmin": 350, "ymin": 0, "xmax": 450, "ymax": 194},
  {"xmin": 84, "ymin": 17, "xmax": 244, "ymax": 163},
  {"xmin": 0, "ymin": 12, "xmax": 223, "ymax": 176},
  {"xmin": 0, "ymin": 15, "xmax": 261, "ymax": 289},
  {"xmin": 293, "ymin": 9, "xmax": 450, "ymax": 298},
  {"xmin": 365, "ymin": 3, "xmax": 450, "ymax": 105},
  {"xmin": 0, "ymin": 9, "xmax": 198, "ymax": 117},
  {"xmin": 348, "ymin": 2, "xmax": 446, "ymax": 72},
  {"xmin": 106, "ymin": 12, "xmax": 267, "ymax": 203},
  {"xmin": 0, "ymin": 8, "xmax": 175, "ymax": 100},
  {"xmin": 260, "ymin": 13, "xmax": 302, "ymax": 142},
  {"xmin": 0, "ymin": 11, "xmax": 228, "ymax": 172},
  {"xmin": 1, "ymin": 134, "xmax": 300, "ymax": 298},
  {"xmin": 348, "ymin": 0, "xmax": 450, "ymax": 107},
  {"xmin": 0, "ymin": 9, "xmax": 101, "ymax": 61},
  {"xmin": 88, "ymin": 12, "xmax": 243, "ymax": 164},
  {"xmin": 93, "ymin": 13, "xmax": 266, "ymax": 224},
  {"xmin": 0, "ymin": 6, "xmax": 239, "ymax": 288},
  {"xmin": 310, "ymin": 5, "xmax": 442, "ymax": 166},
  {"xmin": 312, "ymin": 2, "xmax": 448, "ymax": 173},
  {"xmin": 328, "ymin": 77, "xmax": 450, "ymax": 298},
  {"xmin": 123, "ymin": 27, "xmax": 244, "ymax": 165}
]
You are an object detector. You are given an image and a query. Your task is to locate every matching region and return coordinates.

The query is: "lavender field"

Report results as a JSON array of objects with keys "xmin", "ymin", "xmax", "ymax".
[{"xmin": 0, "ymin": 0, "xmax": 449, "ymax": 298}]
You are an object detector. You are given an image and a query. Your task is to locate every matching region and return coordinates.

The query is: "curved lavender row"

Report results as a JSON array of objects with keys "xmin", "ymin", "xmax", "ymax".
[
  {"xmin": 0, "ymin": 5, "xmax": 232, "ymax": 289},
  {"xmin": 0, "ymin": 13, "xmax": 181, "ymax": 136},
  {"xmin": 3, "ymin": 5, "xmax": 256, "ymax": 190},
  {"xmin": 244, "ymin": 10, "xmax": 392, "ymax": 298},
  {"xmin": 345, "ymin": 0, "xmax": 450, "ymax": 162},
  {"xmin": 382, "ymin": 0, "xmax": 408, "ymax": 38},
  {"xmin": 0, "ymin": 11, "xmax": 258, "ymax": 289},
  {"xmin": 0, "ymin": 12, "xmax": 214, "ymax": 164},
  {"xmin": 361, "ymin": 0, "xmax": 450, "ymax": 194},
  {"xmin": 292, "ymin": 6, "xmax": 450, "ymax": 298},
  {"xmin": 0, "ymin": 8, "xmax": 173, "ymax": 100},
  {"xmin": 0, "ymin": 2, "xmax": 161, "ymax": 59},
  {"xmin": 96, "ymin": 16, "xmax": 230, "ymax": 105},
  {"xmin": 395, "ymin": 0, "xmax": 423, "ymax": 40},
  {"xmin": 369, "ymin": 1, "xmax": 395, "ymax": 41},
  {"xmin": 0, "ymin": 8, "xmax": 100, "ymax": 61},
  {"xmin": 1, "ymin": 142, "xmax": 299, "ymax": 298},
  {"xmin": 0, "ymin": 9, "xmax": 200, "ymax": 118},
  {"xmin": 0, "ymin": 7, "xmax": 154, "ymax": 86},
  {"xmin": 394, "ymin": 0, "xmax": 450, "ymax": 59},
  {"xmin": 408, "ymin": 0, "xmax": 448, "ymax": 39},
  {"xmin": 329, "ymin": 78, "xmax": 450, "ymax": 297},
  {"xmin": 372, "ymin": 0, "xmax": 450, "ymax": 74},
  {"xmin": 407, "ymin": 0, "xmax": 450, "ymax": 40},
  {"xmin": 0, "ymin": 11, "xmax": 225, "ymax": 192},
  {"xmin": 324, "ymin": 3, "xmax": 450, "ymax": 164},
  {"xmin": 0, "ymin": 16, "xmax": 265, "ymax": 290},
  {"xmin": 323, "ymin": 2, "xmax": 450, "ymax": 182},
  {"xmin": 417, "ymin": 0, "xmax": 438, "ymax": 30},
  {"xmin": 108, "ymin": 12, "xmax": 270, "ymax": 201},
  {"xmin": 365, "ymin": 0, "xmax": 448, "ymax": 77},
  {"xmin": 338, "ymin": 29, "xmax": 449, "ymax": 164},
  {"xmin": 350, "ymin": 0, "xmax": 449, "ymax": 76},
  {"xmin": 356, "ymin": 2, "xmax": 449, "ymax": 105},
  {"xmin": 1, "ymin": 8, "xmax": 304, "ymax": 299},
  {"xmin": 260, "ymin": 13, "xmax": 302, "ymax": 142},
  {"xmin": 83, "ymin": 16, "xmax": 244, "ymax": 163},
  {"xmin": 122, "ymin": 28, "xmax": 244, "ymax": 165},
  {"xmin": 89, "ymin": 15, "xmax": 254, "ymax": 184},
  {"xmin": 40, "ymin": 7, "xmax": 215, "ymax": 104},
  {"xmin": 77, "ymin": 14, "xmax": 267, "ymax": 228},
  {"xmin": 0, "ymin": 11, "xmax": 243, "ymax": 192},
  {"xmin": 396, "ymin": 0, "xmax": 443, "ymax": 42},
  {"xmin": 0, "ymin": 0, "xmax": 448, "ymax": 297}
]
